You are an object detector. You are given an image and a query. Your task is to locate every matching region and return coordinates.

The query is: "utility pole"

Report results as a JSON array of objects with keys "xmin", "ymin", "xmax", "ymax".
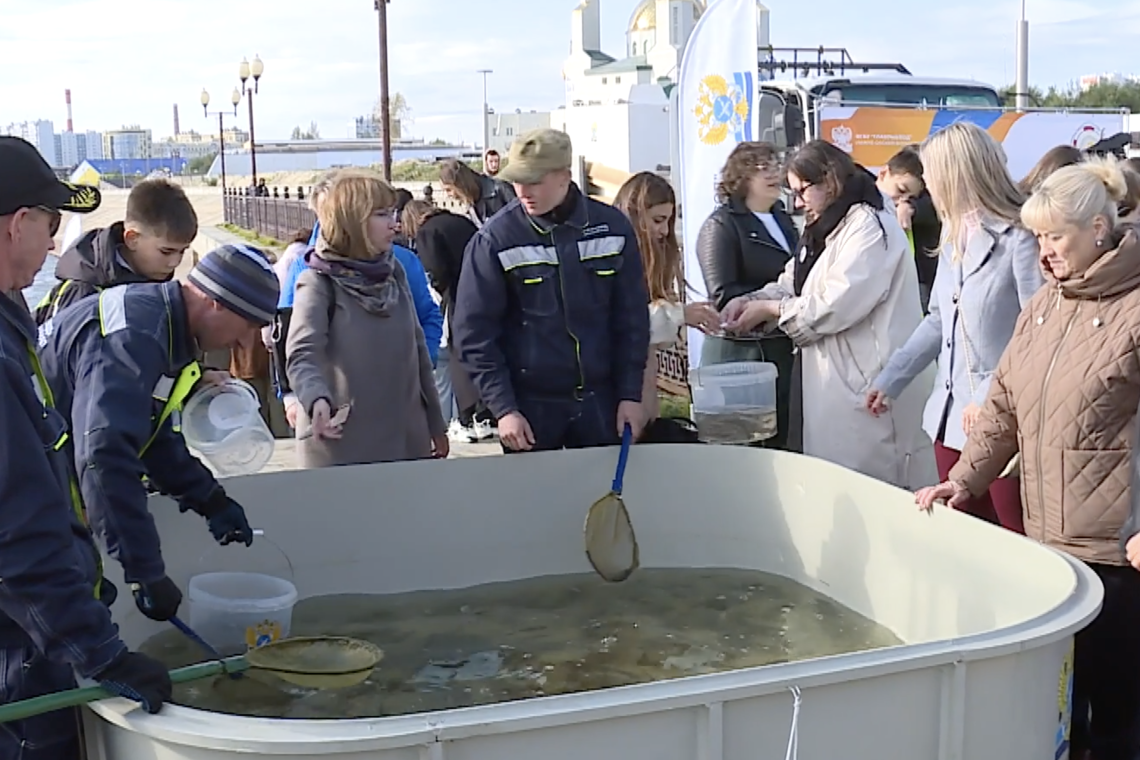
[
  {"xmin": 1015, "ymin": 0, "xmax": 1030, "ymax": 111},
  {"xmin": 247, "ymin": 94, "xmax": 258, "ymax": 185},
  {"xmin": 239, "ymin": 55, "xmax": 265, "ymax": 187},
  {"xmin": 218, "ymin": 114, "xmax": 227, "ymax": 193},
  {"xmin": 375, "ymin": 0, "xmax": 392, "ymax": 180},
  {"xmin": 201, "ymin": 88, "xmax": 240, "ymax": 195},
  {"xmin": 477, "ymin": 69, "xmax": 493, "ymax": 153}
]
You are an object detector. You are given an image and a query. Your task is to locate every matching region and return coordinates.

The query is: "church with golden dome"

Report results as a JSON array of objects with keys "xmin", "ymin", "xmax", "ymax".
[
  {"xmin": 562, "ymin": 0, "xmax": 768, "ymax": 107},
  {"xmin": 550, "ymin": 0, "xmax": 768, "ymax": 177}
]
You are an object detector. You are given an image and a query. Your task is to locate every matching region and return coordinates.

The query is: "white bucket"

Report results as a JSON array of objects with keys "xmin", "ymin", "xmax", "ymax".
[
  {"xmin": 188, "ymin": 572, "xmax": 298, "ymax": 654},
  {"xmin": 182, "ymin": 379, "xmax": 275, "ymax": 476}
]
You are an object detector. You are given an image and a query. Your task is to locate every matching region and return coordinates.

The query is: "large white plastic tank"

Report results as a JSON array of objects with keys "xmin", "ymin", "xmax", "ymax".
[{"xmin": 84, "ymin": 445, "xmax": 1101, "ymax": 760}]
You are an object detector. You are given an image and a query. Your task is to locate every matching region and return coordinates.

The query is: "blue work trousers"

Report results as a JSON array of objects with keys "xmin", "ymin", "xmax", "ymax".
[
  {"xmin": 506, "ymin": 390, "xmax": 620, "ymax": 453},
  {"xmin": 0, "ymin": 647, "xmax": 81, "ymax": 760}
]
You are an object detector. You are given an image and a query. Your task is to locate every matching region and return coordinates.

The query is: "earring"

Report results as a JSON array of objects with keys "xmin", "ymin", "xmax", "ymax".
[{"xmin": 1096, "ymin": 239, "xmax": 1105, "ymax": 248}]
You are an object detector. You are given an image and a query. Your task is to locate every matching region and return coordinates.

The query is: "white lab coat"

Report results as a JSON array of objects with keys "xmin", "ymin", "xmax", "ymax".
[{"xmin": 756, "ymin": 203, "xmax": 936, "ymax": 489}]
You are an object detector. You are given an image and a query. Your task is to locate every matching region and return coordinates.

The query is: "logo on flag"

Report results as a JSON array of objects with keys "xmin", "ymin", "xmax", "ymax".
[{"xmin": 693, "ymin": 72, "xmax": 755, "ymax": 145}]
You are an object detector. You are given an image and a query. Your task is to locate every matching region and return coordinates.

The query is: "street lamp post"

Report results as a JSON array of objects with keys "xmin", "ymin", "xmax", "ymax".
[
  {"xmin": 200, "ymin": 87, "xmax": 241, "ymax": 195},
  {"xmin": 374, "ymin": 0, "xmax": 392, "ymax": 181},
  {"xmin": 477, "ymin": 69, "xmax": 492, "ymax": 154},
  {"xmin": 238, "ymin": 55, "xmax": 264, "ymax": 186}
]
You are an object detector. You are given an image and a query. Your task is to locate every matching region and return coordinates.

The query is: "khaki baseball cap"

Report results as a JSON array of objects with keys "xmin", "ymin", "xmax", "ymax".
[{"xmin": 499, "ymin": 129, "xmax": 573, "ymax": 185}]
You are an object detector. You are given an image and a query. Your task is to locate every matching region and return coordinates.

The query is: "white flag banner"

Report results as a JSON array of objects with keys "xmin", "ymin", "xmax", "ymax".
[{"xmin": 677, "ymin": 0, "xmax": 759, "ymax": 368}]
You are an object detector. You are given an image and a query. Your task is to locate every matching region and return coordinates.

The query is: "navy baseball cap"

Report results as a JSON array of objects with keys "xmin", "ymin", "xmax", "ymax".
[{"xmin": 0, "ymin": 136, "xmax": 101, "ymax": 217}]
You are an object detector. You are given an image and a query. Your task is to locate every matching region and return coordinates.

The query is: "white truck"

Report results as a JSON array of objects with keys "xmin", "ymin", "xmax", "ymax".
[
  {"xmin": 748, "ymin": 51, "xmax": 1129, "ymax": 179},
  {"xmin": 657, "ymin": 51, "xmax": 1129, "ymax": 391}
]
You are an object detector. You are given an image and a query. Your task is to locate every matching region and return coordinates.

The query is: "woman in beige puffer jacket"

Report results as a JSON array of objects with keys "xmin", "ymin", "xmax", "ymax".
[{"xmin": 916, "ymin": 158, "xmax": 1140, "ymax": 760}]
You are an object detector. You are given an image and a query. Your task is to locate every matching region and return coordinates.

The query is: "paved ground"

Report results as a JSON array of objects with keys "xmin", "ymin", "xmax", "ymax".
[{"xmin": 259, "ymin": 437, "xmax": 502, "ymax": 473}]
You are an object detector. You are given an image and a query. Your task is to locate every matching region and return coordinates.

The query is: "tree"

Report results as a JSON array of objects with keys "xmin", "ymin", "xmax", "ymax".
[
  {"xmin": 373, "ymin": 92, "xmax": 411, "ymax": 139},
  {"xmin": 185, "ymin": 153, "xmax": 217, "ymax": 175},
  {"xmin": 999, "ymin": 81, "xmax": 1140, "ymax": 111},
  {"xmin": 290, "ymin": 121, "xmax": 321, "ymax": 140}
]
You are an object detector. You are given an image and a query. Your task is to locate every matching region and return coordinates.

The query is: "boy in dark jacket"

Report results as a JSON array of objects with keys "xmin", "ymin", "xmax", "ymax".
[
  {"xmin": 876, "ymin": 146, "xmax": 942, "ymax": 313},
  {"xmin": 35, "ymin": 178, "xmax": 198, "ymax": 327}
]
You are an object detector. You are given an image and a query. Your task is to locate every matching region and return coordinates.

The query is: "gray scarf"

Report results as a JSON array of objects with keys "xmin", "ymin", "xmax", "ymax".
[{"xmin": 308, "ymin": 241, "xmax": 400, "ymax": 316}]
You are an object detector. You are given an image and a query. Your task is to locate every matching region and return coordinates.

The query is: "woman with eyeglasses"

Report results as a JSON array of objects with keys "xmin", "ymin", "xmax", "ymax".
[
  {"xmin": 695, "ymin": 141, "xmax": 798, "ymax": 450},
  {"xmin": 286, "ymin": 170, "xmax": 449, "ymax": 467},
  {"xmin": 720, "ymin": 140, "xmax": 935, "ymax": 489}
]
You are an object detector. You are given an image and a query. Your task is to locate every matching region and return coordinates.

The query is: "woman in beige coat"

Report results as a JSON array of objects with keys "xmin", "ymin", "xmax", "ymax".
[
  {"xmin": 917, "ymin": 159, "xmax": 1140, "ymax": 760},
  {"xmin": 286, "ymin": 170, "xmax": 448, "ymax": 467},
  {"xmin": 721, "ymin": 141, "xmax": 936, "ymax": 489}
]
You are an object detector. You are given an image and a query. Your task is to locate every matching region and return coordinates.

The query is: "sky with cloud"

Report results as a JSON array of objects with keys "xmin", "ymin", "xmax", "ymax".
[{"xmin": 0, "ymin": 0, "xmax": 1137, "ymax": 146}]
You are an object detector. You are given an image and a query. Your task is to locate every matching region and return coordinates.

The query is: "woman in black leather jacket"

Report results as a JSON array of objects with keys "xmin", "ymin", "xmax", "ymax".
[{"xmin": 696, "ymin": 141, "xmax": 797, "ymax": 450}]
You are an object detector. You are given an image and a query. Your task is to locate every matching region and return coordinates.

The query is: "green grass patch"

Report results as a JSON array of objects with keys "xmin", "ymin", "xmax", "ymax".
[
  {"xmin": 388, "ymin": 159, "xmax": 484, "ymax": 182},
  {"xmin": 658, "ymin": 393, "xmax": 691, "ymax": 419},
  {"xmin": 220, "ymin": 223, "xmax": 286, "ymax": 250}
]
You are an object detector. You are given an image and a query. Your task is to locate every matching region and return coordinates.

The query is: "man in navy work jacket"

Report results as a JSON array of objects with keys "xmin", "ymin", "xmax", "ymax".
[
  {"xmin": 0, "ymin": 136, "xmax": 172, "ymax": 759},
  {"xmin": 452, "ymin": 128, "xmax": 650, "ymax": 451},
  {"xmin": 37, "ymin": 244, "xmax": 280, "ymax": 628}
]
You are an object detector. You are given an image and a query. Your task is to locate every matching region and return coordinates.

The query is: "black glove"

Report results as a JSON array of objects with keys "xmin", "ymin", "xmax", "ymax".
[
  {"xmin": 98, "ymin": 577, "xmax": 118, "ymax": 609},
  {"xmin": 95, "ymin": 651, "xmax": 172, "ymax": 715},
  {"xmin": 193, "ymin": 489, "xmax": 254, "ymax": 547},
  {"xmin": 132, "ymin": 576, "xmax": 183, "ymax": 622}
]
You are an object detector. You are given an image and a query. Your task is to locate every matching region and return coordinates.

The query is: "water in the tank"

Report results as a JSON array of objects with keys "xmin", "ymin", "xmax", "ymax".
[{"xmin": 140, "ymin": 569, "xmax": 901, "ymax": 719}]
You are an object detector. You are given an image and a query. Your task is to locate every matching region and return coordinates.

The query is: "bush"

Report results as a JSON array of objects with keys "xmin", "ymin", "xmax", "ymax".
[{"xmin": 385, "ymin": 159, "xmax": 484, "ymax": 182}]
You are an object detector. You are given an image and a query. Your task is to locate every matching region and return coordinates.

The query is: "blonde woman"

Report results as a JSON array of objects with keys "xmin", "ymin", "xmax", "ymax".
[
  {"xmin": 917, "ymin": 159, "xmax": 1140, "ymax": 759},
  {"xmin": 286, "ymin": 169, "xmax": 448, "ymax": 466},
  {"xmin": 867, "ymin": 121, "xmax": 1043, "ymax": 532}
]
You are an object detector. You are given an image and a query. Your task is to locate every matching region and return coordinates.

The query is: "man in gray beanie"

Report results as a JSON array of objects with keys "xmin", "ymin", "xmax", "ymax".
[{"xmin": 36, "ymin": 244, "xmax": 280, "ymax": 627}]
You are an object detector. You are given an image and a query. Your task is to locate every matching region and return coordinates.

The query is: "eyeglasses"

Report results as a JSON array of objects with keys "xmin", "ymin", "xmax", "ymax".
[
  {"xmin": 786, "ymin": 183, "xmax": 814, "ymax": 201},
  {"xmin": 35, "ymin": 206, "xmax": 62, "ymax": 237}
]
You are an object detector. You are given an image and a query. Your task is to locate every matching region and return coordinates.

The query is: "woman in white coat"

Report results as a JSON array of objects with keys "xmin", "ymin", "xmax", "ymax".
[{"xmin": 721, "ymin": 140, "xmax": 935, "ymax": 489}]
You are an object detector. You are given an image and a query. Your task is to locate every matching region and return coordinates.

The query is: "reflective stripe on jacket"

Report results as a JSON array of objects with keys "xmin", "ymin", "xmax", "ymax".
[
  {"xmin": 451, "ymin": 187, "xmax": 650, "ymax": 418},
  {"xmin": 37, "ymin": 281, "xmax": 221, "ymax": 584},
  {"xmin": 0, "ymin": 294, "xmax": 125, "ymax": 677}
]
